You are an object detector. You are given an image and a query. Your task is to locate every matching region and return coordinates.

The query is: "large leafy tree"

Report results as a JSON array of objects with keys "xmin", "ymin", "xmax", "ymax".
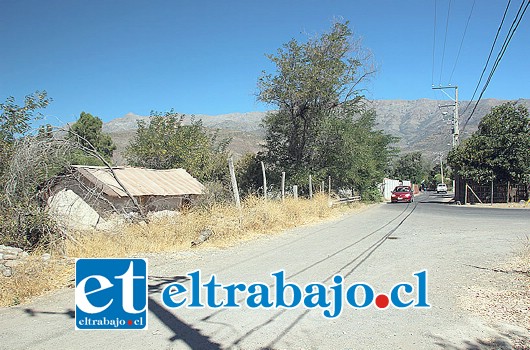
[
  {"xmin": 313, "ymin": 110, "xmax": 396, "ymax": 193},
  {"xmin": 258, "ymin": 21, "xmax": 375, "ymax": 169},
  {"xmin": 68, "ymin": 111, "xmax": 116, "ymax": 163},
  {"xmin": 448, "ymin": 102, "xmax": 530, "ymax": 184},
  {"xmin": 125, "ymin": 110, "xmax": 230, "ymax": 183},
  {"xmin": 257, "ymin": 21, "xmax": 394, "ymax": 196}
]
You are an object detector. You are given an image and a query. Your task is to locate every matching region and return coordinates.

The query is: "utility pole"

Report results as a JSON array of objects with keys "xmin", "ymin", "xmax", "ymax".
[
  {"xmin": 433, "ymin": 85, "xmax": 460, "ymax": 199},
  {"xmin": 454, "ymin": 87, "xmax": 459, "ymax": 147},
  {"xmin": 432, "ymin": 85, "xmax": 459, "ymax": 147},
  {"xmin": 440, "ymin": 155, "xmax": 444, "ymax": 184}
]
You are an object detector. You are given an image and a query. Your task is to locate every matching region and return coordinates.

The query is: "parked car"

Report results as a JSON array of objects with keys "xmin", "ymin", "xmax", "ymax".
[
  {"xmin": 436, "ymin": 183, "xmax": 448, "ymax": 193},
  {"xmin": 391, "ymin": 186, "xmax": 414, "ymax": 203}
]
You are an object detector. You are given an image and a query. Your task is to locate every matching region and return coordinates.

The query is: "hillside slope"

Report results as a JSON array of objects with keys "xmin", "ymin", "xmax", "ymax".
[{"xmin": 103, "ymin": 98, "xmax": 530, "ymax": 164}]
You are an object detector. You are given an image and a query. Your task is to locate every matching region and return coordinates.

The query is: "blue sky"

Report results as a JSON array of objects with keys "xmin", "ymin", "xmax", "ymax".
[{"xmin": 1, "ymin": 0, "xmax": 528, "ymax": 125}]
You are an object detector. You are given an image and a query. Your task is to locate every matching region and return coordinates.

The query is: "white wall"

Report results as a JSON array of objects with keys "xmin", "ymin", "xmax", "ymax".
[{"xmin": 383, "ymin": 178, "xmax": 411, "ymax": 200}]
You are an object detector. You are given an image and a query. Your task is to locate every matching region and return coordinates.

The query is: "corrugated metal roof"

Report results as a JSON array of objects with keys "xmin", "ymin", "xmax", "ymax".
[{"xmin": 72, "ymin": 166, "xmax": 204, "ymax": 197}]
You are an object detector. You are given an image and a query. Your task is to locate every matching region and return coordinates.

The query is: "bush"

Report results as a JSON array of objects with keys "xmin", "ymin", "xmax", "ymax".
[
  {"xmin": 0, "ymin": 203, "xmax": 59, "ymax": 251},
  {"xmin": 361, "ymin": 187, "xmax": 383, "ymax": 203}
]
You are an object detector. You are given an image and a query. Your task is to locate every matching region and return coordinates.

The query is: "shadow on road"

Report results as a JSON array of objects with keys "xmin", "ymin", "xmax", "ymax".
[
  {"xmin": 147, "ymin": 276, "xmax": 221, "ymax": 349},
  {"xmin": 23, "ymin": 308, "xmax": 75, "ymax": 318},
  {"xmin": 233, "ymin": 203, "xmax": 420, "ymax": 349},
  {"xmin": 148, "ymin": 275, "xmax": 189, "ymax": 294},
  {"xmin": 22, "ymin": 275, "xmax": 221, "ymax": 349},
  {"xmin": 148, "ymin": 296, "xmax": 221, "ymax": 349}
]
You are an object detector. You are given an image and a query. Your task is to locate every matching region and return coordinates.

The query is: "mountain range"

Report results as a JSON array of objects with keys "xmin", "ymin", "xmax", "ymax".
[{"xmin": 102, "ymin": 98, "xmax": 530, "ymax": 165}]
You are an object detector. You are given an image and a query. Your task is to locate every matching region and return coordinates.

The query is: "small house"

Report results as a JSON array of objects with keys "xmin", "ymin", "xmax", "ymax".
[{"xmin": 45, "ymin": 165, "xmax": 204, "ymax": 229}]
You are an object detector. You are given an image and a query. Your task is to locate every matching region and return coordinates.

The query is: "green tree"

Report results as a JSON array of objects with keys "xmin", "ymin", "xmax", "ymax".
[
  {"xmin": 428, "ymin": 161, "xmax": 451, "ymax": 188},
  {"xmin": 236, "ymin": 153, "xmax": 264, "ymax": 196},
  {"xmin": 258, "ymin": 21, "xmax": 375, "ymax": 172},
  {"xmin": 0, "ymin": 91, "xmax": 66, "ymax": 249},
  {"xmin": 314, "ymin": 110, "xmax": 396, "ymax": 194},
  {"xmin": 0, "ymin": 91, "xmax": 51, "ymax": 176},
  {"xmin": 257, "ymin": 21, "xmax": 394, "ymax": 197},
  {"xmin": 68, "ymin": 112, "xmax": 116, "ymax": 164},
  {"xmin": 125, "ymin": 110, "xmax": 230, "ymax": 183},
  {"xmin": 448, "ymin": 102, "xmax": 530, "ymax": 184},
  {"xmin": 391, "ymin": 152, "xmax": 428, "ymax": 184}
]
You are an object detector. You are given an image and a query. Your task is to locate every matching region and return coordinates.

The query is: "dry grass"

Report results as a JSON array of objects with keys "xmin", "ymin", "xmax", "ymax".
[
  {"xmin": 0, "ymin": 194, "xmax": 364, "ymax": 307},
  {"xmin": 0, "ymin": 255, "xmax": 74, "ymax": 307},
  {"xmin": 65, "ymin": 194, "xmax": 357, "ymax": 257}
]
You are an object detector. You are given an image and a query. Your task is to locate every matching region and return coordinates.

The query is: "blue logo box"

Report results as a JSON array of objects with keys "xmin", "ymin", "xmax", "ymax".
[{"xmin": 75, "ymin": 258, "xmax": 148, "ymax": 330}]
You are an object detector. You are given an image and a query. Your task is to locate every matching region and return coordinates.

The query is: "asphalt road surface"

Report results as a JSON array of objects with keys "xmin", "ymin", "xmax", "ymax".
[{"xmin": 1, "ymin": 192, "xmax": 528, "ymax": 349}]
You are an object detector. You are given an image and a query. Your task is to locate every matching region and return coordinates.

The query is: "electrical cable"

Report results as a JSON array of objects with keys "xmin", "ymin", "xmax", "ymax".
[
  {"xmin": 438, "ymin": 0, "xmax": 452, "ymax": 85},
  {"xmin": 463, "ymin": 0, "xmax": 529, "ymax": 130},
  {"xmin": 449, "ymin": 0, "xmax": 476, "ymax": 84},
  {"xmin": 432, "ymin": 0, "xmax": 438, "ymax": 86},
  {"xmin": 462, "ymin": 0, "xmax": 512, "ymax": 116}
]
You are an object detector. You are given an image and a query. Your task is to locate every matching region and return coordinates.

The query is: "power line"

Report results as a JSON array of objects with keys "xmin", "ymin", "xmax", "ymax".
[
  {"xmin": 487, "ymin": 0, "xmax": 528, "ymax": 77},
  {"xmin": 449, "ymin": 0, "xmax": 475, "ymax": 84},
  {"xmin": 463, "ymin": 0, "xmax": 529, "ymax": 129},
  {"xmin": 462, "ymin": 0, "xmax": 512, "ymax": 116},
  {"xmin": 438, "ymin": 0, "xmax": 452, "ymax": 85},
  {"xmin": 431, "ymin": 0, "xmax": 438, "ymax": 86},
  {"xmin": 465, "ymin": 0, "xmax": 528, "ymax": 123}
]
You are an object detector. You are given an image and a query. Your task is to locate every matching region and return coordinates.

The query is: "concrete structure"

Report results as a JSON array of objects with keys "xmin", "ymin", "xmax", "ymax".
[{"xmin": 45, "ymin": 166, "xmax": 204, "ymax": 229}]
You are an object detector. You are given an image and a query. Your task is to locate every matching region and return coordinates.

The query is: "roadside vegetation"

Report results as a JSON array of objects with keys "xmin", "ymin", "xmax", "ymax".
[
  {"xmin": 0, "ymin": 194, "xmax": 362, "ymax": 307},
  {"xmin": 448, "ymin": 102, "xmax": 530, "ymax": 185}
]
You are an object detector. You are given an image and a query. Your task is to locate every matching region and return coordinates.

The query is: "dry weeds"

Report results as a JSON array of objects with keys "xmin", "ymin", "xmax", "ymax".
[
  {"xmin": 0, "ymin": 195, "xmax": 364, "ymax": 307},
  {"xmin": 459, "ymin": 236, "xmax": 530, "ymax": 331},
  {"xmin": 0, "ymin": 254, "xmax": 74, "ymax": 307}
]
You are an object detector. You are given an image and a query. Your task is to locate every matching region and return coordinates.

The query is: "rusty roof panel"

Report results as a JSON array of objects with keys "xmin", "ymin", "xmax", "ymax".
[{"xmin": 72, "ymin": 166, "xmax": 204, "ymax": 197}]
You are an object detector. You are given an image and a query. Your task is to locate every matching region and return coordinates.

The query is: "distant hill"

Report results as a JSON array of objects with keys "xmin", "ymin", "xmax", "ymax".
[
  {"xmin": 368, "ymin": 98, "xmax": 530, "ymax": 158},
  {"xmin": 104, "ymin": 112, "xmax": 266, "ymax": 164},
  {"xmin": 103, "ymin": 98, "xmax": 530, "ymax": 165}
]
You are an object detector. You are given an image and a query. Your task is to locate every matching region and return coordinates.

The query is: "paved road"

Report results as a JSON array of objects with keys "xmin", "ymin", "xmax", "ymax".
[{"xmin": 1, "ymin": 192, "xmax": 528, "ymax": 349}]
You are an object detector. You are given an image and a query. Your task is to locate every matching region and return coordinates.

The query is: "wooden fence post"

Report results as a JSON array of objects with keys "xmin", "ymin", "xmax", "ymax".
[
  {"xmin": 491, "ymin": 180, "xmax": 494, "ymax": 206},
  {"xmin": 293, "ymin": 185, "xmax": 298, "ymax": 200},
  {"xmin": 281, "ymin": 172, "xmax": 285, "ymax": 202},
  {"xmin": 309, "ymin": 175, "xmax": 313, "ymax": 199},
  {"xmin": 328, "ymin": 176, "xmax": 331, "ymax": 197},
  {"xmin": 261, "ymin": 161, "xmax": 267, "ymax": 201},
  {"xmin": 228, "ymin": 157, "xmax": 241, "ymax": 209}
]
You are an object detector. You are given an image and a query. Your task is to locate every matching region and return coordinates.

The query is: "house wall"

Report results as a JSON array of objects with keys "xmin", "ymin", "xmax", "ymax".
[
  {"xmin": 141, "ymin": 196, "xmax": 184, "ymax": 212},
  {"xmin": 107, "ymin": 195, "xmax": 187, "ymax": 213},
  {"xmin": 47, "ymin": 188, "xmax": 102, "ymax": 230},
  {"xmin": 46, "ymin": 174, "xmax": 195, "ymax": 229}
]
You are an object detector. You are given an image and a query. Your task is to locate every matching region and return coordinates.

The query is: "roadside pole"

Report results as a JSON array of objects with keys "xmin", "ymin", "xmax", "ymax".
[{"xmin": 228, "ymin": 157, "xmax": 241, "ymax": 209}]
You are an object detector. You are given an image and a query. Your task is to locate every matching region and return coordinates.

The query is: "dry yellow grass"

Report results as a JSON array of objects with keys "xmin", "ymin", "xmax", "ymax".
[
  {"xmin": 66, "ymin": 194, "xmax": 357, "ymax": 257},
  {"xmin": 0, "ymin": 195, "xmax": 363, "ymax": 307},
  {"xmin": 0, "ymin": 255, "xmax": 74, "ymax": 307}
]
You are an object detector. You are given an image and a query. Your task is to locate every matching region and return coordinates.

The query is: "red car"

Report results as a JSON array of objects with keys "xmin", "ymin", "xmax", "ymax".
[{"xmin": 391, "ymin": 186, "xmax": 414, "ymax": 203}]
